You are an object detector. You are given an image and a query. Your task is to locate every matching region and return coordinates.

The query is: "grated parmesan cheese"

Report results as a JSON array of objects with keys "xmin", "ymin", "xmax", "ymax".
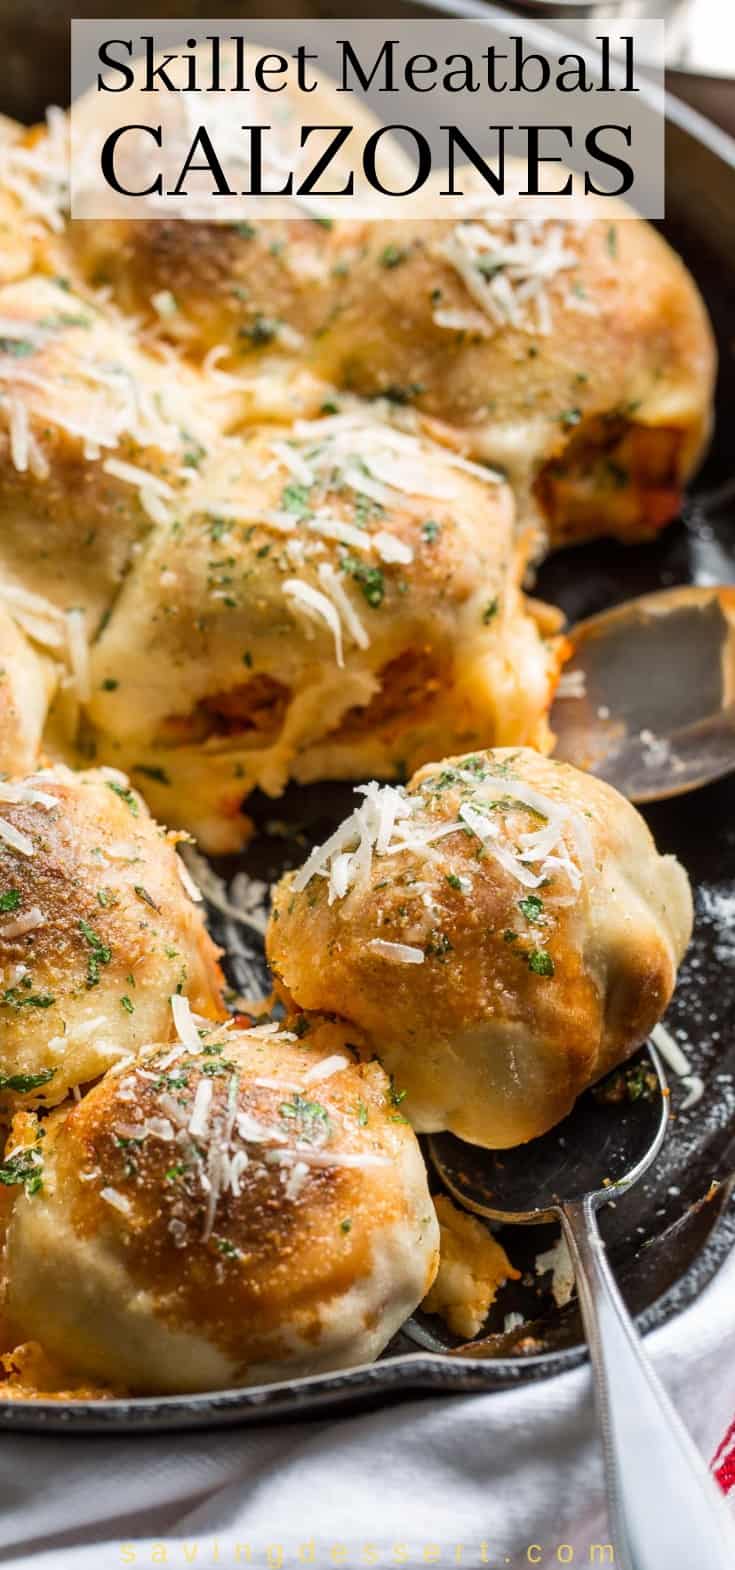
[
  {"xmin": 235, "ymin": 1110, "xmax": 273, "ymax": 1144},
  {"xmin": 0, "ymin": 583, "xmax": 65, "ymax": 624},
  {"xmin": 143, "ymin": 1116, "xmax": 175, "ymax": 1141},
  {"xmin": 243, "ymin": 1022, "xmax": 297, "ymax": 1041},
  {"xmin": 0, "ymin": 782, "xmax": 57, "ymax": 809},
  {"xmin": 650, "ymin": 1022, "xmax": 705, "ymax": 1112},
  {"xmin": 170, "ymin": 994, "xmax": 202, "ymax": 1052},
  {"xmin": 225, "ymin": 1147, "xmax": 250, "ymax": 1197},
  {"xmin": 102, "ymin": 457, "xmax": 175, "ymax": 498},
  {"xmin": 253, "ymin": 1076, "xmax": 303, "ymax": 1092},
  {"xmin": 317, "ymin": 561, "xmax": 369, "ymax": 651},
  {"xmin": 138, "ymin": 486, "xmax": 171, "ymax": 525},
  {"xmin": 0, "ymin": 818, "xmax": 34, "ymax": 856},
  {"xmin": 274, "ymin": 1147, "xmax": 390, "ymax": 1171},
  {"xmin": 306, "ymin": 513, "xmax": 367, "ymax": 550},
  {"xmin": 1, "ymin": 108, "xmax": 69, "ymax": 233},
  {"xmin": 284, "ymin": 1159, "xmax": 310, "ymax": 1200},
  {"xmin": 680, "ymin": 1076, "xmax": 705, "ymax": 1111},
  {"xmin": 650, "ymin": 1022, "xmax": 691, "ymax": 1078},
  {"xmin": 368, "ymin": 939, "xmax": 425, "ymax": 965},
  {"xmin": 436, "ymin": 212, "xmax": 578, "ymax": 339},
  {"xmin": 291, "ymin": 769, "xmax": 590, "ymax": 909},
  {"xmin": 302, "ymin": 1055, "xmax": 351, "ymax": 1084},
  {"xmin": 188, "ymin": 1077, "xmax": 213, "ymax": 1140},
  {"xmin": 157, "ymin": 1092, "xmax": 189, "ymax": 1129},
  {"xmin": 99, "ymin": 1186, "xmax": 132, "ymax": 1216},
  {"xmin": 283, "ymin": 578, "xmax": 344, "ymax": 667},
  {"xmin": 433, "ymin": 306, "xmax": 493, "ymax": 337},
  {"xmin": 180, "ymin": 846, "xmax": 270, "ymax": 939},
  {"xmin": 292, "ymin": 781, "xmax": 411, "ymax": 904},
  {"xmin": 535, "ymin": 1233, "xmax": 575, "ymax": 1308},
  {"xmin": 176, "ymin": 855, "xmax": 203, "ymax": 903},
  {"xmin": 151, "ymin": 290, "xmax": 177, "ymax": 318},
  {"xmin": 0, "ymin": 905, "xmax": 44, "ymax": 940},
  {"xmin": 268, "ymin": 440, "xmax": 314, "ymax": 485},
  {"xmin": 373, "ymin": 530, "xmax": 413, "ymax": 566}
]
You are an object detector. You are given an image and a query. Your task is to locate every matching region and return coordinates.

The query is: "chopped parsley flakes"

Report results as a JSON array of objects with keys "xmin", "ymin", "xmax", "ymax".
[
  {"xmin": 0, "ymin": 338, "xmax": 35, "ymax": 358},
  {"xmin": 0, "ymin": 1067, "xmax": 56, "ymax": 1095},
  {"xmin": 0, "ymin": 1145, "xmax": 43, "ymax": 1195},
  {"xmin": 560, "ymin": 407, "xmax": 582, "ymax": 430},
  {"xmin": 79, "ymin": 919, "xmax": 112, "ymax": 988},
  {"xmin": 239, "ymin": 315, "xmax": 278, "ymax": 347},
  {"xmin": 1, "ymin": 983, "xmax": 55, "ymax": 1009},
  {"xmin": 133, "ymin": 884, "xmax": 160, "ymax": 912},
  {"xmin": 339, "ymin": 555, "xmax": 385, "ymax": 608},
  {"xmin": 106, "ymin": 780, "xmax": 139, "ymax": 816},
  {"xmin": 379, "ymin": 244, "xmax": 407, "ymax": 268},
  {"xmin": 133, "ymin": 765, "xmax": 171, "ymax": 786},
  {"xmin": 212, "ymin": 1235, "xmax": 242, "ymax": 1259},
  {"xmin": 527, "ymin": 949, "xmax": 555, "ymax": 977},
  {"xmin": 425, "ymin": 930, "xmax": 452, "ymax": 961},
  {"xmin": 281, "ymin": 481, "xmax": 313, "ymax": 517},
  {"xmin": 279, "ymin": 1093, "xmax": 331, "ymax": 1144}
]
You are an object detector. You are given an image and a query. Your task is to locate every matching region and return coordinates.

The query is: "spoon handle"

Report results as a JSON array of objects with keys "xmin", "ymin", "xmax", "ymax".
[{"xmin": 560, "ymin": 1196, "xmax": 735, "ymax": 1570}]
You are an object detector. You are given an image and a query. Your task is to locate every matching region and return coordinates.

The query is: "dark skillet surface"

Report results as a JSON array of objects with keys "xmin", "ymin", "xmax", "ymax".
[
  {"xmin": 1, "ymin": 94, "xmax": 734, "ymax": 1432},
  {"xmin": 200, "ymin": 190, "xmax": 735, "ymax": 1364}
]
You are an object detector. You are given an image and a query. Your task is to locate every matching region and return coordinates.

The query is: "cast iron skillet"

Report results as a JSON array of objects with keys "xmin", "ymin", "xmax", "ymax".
[{"xmin": 0, "ymin": 2, "xmax": 734, "ymax": 1432}]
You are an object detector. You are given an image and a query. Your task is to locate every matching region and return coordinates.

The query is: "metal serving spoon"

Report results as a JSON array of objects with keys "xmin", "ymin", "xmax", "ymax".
[
  {"xmin": 428, "ymin": 1043, "xmax": 735, "ymax": 1570},
  {"xmin": 551, "ymin": 585, "xmax": 735, "ymax": 802}
]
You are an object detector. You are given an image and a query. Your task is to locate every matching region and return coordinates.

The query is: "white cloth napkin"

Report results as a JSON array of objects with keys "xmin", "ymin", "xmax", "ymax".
[{"xmin": 3, "ymin": 1246, "xmax": 735, "ymax": 1570}]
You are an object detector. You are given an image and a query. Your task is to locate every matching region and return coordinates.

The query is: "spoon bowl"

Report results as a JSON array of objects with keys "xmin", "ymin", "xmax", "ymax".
[
  {"xmin": 428, "ymin": 1043, "xmax": 669, "ymax": 1226},
  {"xmin": 551, "ymin": 585, "xmax": 735, "ymax": 802},
  {"xmin": 427, "ymin": 1039, "xmax": 735, "ymax": 1570}
]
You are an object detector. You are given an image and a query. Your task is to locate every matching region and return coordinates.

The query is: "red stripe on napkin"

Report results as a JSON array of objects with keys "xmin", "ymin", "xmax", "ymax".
[{"xmin": 713, "ymin": 1421, "xmax": 735, "ymax": 1493}]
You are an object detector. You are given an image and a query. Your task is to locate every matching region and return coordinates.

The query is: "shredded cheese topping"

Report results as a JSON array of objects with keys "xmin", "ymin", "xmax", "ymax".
[
  {"xmin": 99, "ymin": 1187, "xmax": 132, "ymax": 1216},
  {"xmin": 302, "ymin": 1054, "xmax": 351, "ymax": 1084},
  {"xmin": 368, "ymin": 939, "xmax": 425, "ymax": 965},
  {"xmin": 1, "ymin": 108, "xmax": 69, "ymax": 234},
  {"xmin": 199, "ymin": 411, "xmax": 500, "ymax": 667},
  {"xmin": 0, "ymin": 781, "xmax": 57, "ymax": 809},
  {"xmin": 282, "ymin": 578, "xmax": 344, "ymax": 667},
  {"xmin": 170, "ymin": 994, "xmax": 202, "ymax": 1052},
  {"xmin": 291, "ymin": 767, "xmax": 590, "ymax": 909},
  {"xmin": 179, "ymin": 848, "xmax": 270, "ymax": 938},
  {"xmin": 436, "ymin": 212, "xmax": 578, "ymax": 338},
  {"xmin": 650, "ymin": 1022, "xmax": 690, "ymax": 1078},
  {"xmin": 650, "ymin": 1022, "xmax": 705, "ymax": 1111},
  {"xmin": 0, "ymin": 905, "xmax": 44, "ymax": 940},
  {"xmin": 187, "ymin": 1077, "xmax": 213, "ymax": 1140},
  {"xmin": 0, "ymin": 818, "xmax": 34, "ymax": 856},
  {"xmin": 176, "ymin": 856, "xmax": 203, "ymax": 904}
]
